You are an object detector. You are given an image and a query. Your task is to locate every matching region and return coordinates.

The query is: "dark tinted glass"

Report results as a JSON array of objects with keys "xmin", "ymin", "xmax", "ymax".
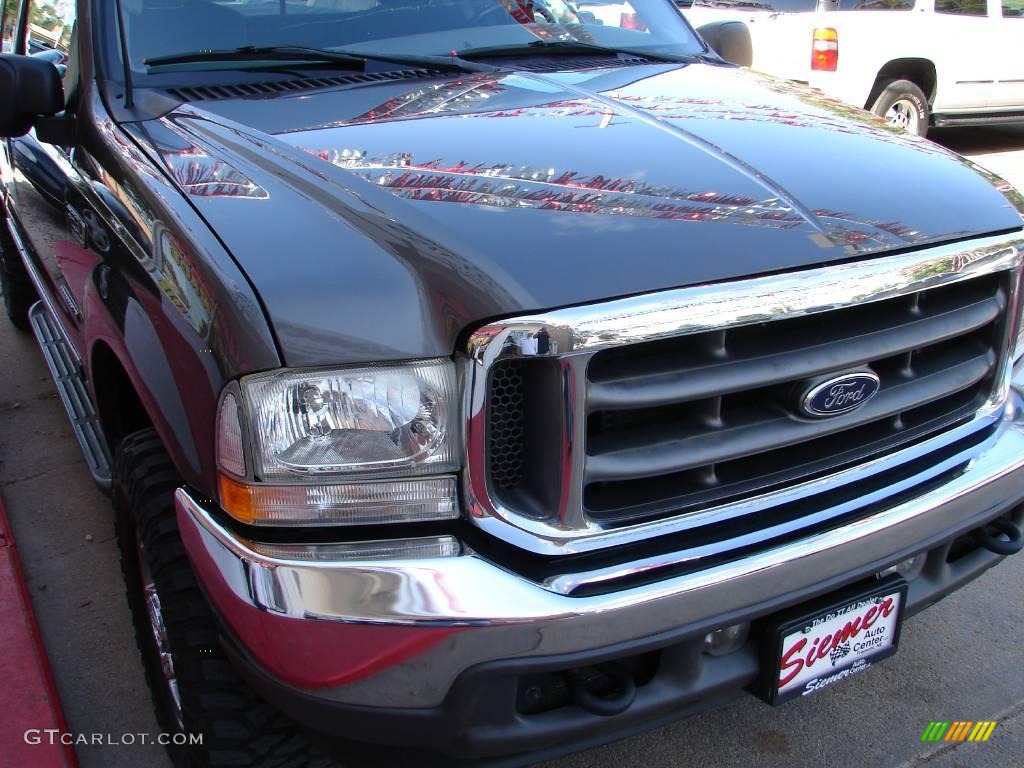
[
  {"xmin": 112, "ymin": 0, "xmax": 706, "ymax": 74},
  {"xmin": 838, "ymin": 0, "xmax": 913, "ymax": 9},
  {"xmin": 935, "ymin": 0, "xmax": 987, "ymax": 14},
  {"xmin": 2, "ymin": 0, "xmax": 17, "ymax": 51},
  {"xmin": 692, "ymin": 0, "xmax": 816, "ymax": 10},
  {"xmin": 1004, "ymin": 0, "xmax": 1024, "ymax": 16},
  {"xmin": 692, "ymin": 0, "xmax": 912, "ymax": 9}
]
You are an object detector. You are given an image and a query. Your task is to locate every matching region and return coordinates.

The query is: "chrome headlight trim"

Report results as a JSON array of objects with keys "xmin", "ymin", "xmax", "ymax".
[{"xmin": 213, "ymin": 360, "xmax": 462, "ymax": 526}]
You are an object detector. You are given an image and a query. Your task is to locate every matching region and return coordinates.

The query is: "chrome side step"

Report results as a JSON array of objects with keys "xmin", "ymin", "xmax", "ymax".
[
  {"xmin": 932, "ymin": 112, "xmax": 1024, "ymax": 128},
  {"xmin": 28, "ymin": 301, "xmax": 112, "ymax": 490}
]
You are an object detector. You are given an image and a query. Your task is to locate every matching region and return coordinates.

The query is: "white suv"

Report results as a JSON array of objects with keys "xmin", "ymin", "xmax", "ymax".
[{"xmin": 681, "ymin": 0, "xmax": 1024, "ymax": 135}]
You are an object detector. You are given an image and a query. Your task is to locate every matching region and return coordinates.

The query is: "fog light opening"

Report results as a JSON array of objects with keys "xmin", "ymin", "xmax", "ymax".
[
  {"xmin": 879, "ymin": 552, "xmax": 927, "ymax": 581},
  {"xmin": 703, "ymin": 623, "xmax": 750, "ymax": 657},
  {"xmin": 567, "ymin": 662, "xmax": 637, "ymax": 717}
]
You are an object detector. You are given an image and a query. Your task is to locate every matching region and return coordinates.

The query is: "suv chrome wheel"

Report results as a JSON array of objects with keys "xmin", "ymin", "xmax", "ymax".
[
  {"xmin": 885, "ymin": 98, "xmax": 920, "ymax": 133},
  {"xmin": 871, "ymin": 80, "xmax": 930, "ymax": 137},
  {"xmin": 115, "ymin": 430, "xmax": 334, "ymax": 767},
  {"xmin": 137, "ymin": 532, "xmax": 183, "ymax": 730}
]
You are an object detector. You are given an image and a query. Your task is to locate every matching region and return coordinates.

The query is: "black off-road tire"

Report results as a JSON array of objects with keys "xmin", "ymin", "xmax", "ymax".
[
  {"xmin": 0, "ymin": 222, "xmax": 37, "ymax": 331},
  {"xmin": 869, "ymin": 79, "xmax": 930, "ymax": 137},
  {"xmin": 113, "ymin": 429, "xmax": 335, "ymax": 768}
]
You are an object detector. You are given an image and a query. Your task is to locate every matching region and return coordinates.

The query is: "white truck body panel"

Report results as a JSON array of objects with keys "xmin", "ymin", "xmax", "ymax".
[{"xmin": 682, "ymin": 0, "xmax": 1024, "ymax": 117}]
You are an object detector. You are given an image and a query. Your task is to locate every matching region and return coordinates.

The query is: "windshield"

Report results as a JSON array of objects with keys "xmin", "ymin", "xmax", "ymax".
[{"xmin": 111, "ymin": 0, "xmax": 705, "ymax": 76}]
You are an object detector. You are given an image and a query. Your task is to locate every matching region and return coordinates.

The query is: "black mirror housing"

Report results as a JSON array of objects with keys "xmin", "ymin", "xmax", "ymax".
[
  {"xmin": 696, "ymin": 21, "xmax": 754, "ymax": 68},
  {"xmin": 0, "ymin": 54, "xmax": 65, "ymax": 138}
]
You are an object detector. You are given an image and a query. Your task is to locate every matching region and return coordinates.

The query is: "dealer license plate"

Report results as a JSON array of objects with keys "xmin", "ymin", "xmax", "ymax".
[{"xmin": 765, "ymin": 578, "xmax": 907, "ymax": 704}]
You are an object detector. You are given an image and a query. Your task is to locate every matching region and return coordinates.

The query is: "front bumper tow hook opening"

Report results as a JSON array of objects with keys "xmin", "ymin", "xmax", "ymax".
[
  {"xmin": 973, "ymin": 517, "xmax": 1024, "ymax": 556},
  {"xmin": 568, "ymin": 663, "xmax": 637, "ymax": 717}
]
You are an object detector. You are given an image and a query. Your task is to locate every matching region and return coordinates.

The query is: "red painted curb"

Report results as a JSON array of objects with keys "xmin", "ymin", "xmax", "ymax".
[{"xmin": 0, "ymin": 494, "xmax": 77, "ymax": 768}]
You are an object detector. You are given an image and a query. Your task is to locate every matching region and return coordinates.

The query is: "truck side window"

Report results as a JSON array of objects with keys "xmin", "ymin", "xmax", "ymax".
[
  {"xmin": 1003, "ymin": 0, "xmax": 1024, "ymax": 15},
  {"xmin": 22, "ymin": 0, "xmax": 75, "ymax": 61},
  {"xmin": 837, "ymin": 0, "xmax": 913, "ymax": 9},
  {"xmin": 934, "ymin": 0, "xmax": 987, "ymax": 14},
  {"xmin": 1, "ymin": 0, "xmax": 17, "ymax": 51}
]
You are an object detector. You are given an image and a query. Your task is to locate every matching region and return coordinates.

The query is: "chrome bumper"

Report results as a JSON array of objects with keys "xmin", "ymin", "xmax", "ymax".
[{"xmin": 177, "ymin": 373, "xmax": 1024, "ymax": 709}]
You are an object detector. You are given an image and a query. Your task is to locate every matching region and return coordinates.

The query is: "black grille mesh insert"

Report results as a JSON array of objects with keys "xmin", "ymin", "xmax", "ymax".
[{"xmin": 488, "ymin": 361, "xmax": 526, "ymax": 491}]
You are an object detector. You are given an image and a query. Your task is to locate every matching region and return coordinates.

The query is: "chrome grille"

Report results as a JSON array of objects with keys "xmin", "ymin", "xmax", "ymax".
[
  {"xmin": 583, "ymin": 274, "xmax": 1004, "ymax": 524},
  {"xmin": 466, "ymin": 235, "xmax": 1023, "ymax": 557}
]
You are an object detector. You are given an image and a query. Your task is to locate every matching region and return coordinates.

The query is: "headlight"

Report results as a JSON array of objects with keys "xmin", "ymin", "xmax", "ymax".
[
  {"xmin": 215, "ymin": 360, "xmax": 461, "ymax": 526},
  {"xmin": 244, "ymin": 360, "xmax": 458, "ymax": 478}
]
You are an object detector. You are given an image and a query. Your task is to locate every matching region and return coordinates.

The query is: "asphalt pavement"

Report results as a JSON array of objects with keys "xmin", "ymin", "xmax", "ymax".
[{"xmin": 1, "ymin": 125, "xmax": 1024, "ymax": 768}]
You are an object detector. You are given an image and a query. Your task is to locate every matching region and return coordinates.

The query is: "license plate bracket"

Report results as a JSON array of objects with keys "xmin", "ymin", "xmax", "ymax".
[{"xmin": 757, "ymin": 576, "xmax": 908, "ymax": 705}]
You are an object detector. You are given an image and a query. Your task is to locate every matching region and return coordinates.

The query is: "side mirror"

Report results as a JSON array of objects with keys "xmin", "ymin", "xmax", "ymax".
[
  {"xmin": 0, "ymin": 54, "xmax": 65, "ymax": 138},
  {"xmin": 696, "ymin": 21, "xmax": 753, "ymax": 68}
]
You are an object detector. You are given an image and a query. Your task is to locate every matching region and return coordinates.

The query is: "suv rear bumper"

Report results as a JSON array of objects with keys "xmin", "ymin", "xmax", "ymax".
[{"xmin": 175, "ymin": 380, "xmax": 1024, "ymax": 758}]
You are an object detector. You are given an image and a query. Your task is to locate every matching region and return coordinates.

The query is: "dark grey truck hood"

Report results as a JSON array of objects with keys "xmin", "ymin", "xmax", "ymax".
[{"xmin": 132, "ymin": 62, "xmax": 1024, "ymax": 366}]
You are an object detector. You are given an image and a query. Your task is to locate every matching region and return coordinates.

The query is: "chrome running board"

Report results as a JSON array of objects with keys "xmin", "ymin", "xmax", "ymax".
[{"xmin": 28, "ymin": 301, "xmax": 112, "ymax": 490}]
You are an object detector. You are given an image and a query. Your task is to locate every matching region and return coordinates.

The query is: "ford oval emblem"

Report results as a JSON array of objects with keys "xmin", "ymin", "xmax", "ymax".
[{"xmin": 800, "ymin": 372, "xmax": 881, "ymax": 418}]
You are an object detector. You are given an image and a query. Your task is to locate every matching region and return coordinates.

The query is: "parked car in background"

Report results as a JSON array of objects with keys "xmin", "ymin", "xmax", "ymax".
[
  {"xmin": 680, "ymin": 0, "xmax": 1024, "ymax": 135},
  {"xmin": 576, "ymin": 0, "xmax": 653, "ymax": 27}
]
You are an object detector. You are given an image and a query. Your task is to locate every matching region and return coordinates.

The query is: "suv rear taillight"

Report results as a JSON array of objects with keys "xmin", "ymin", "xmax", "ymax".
[
  {"xmin": 811, "ymin": 27, "xmax": 838, "ymax": 71},
  {"xmin": 620, "ymin": 12, "xmax": 648, "ymax": 31}
]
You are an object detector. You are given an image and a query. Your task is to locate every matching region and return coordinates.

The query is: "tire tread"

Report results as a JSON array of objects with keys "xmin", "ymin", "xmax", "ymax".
[
  {"xmin": 870, "ymin": 78, "xmax": 930, "ymax": 137},
  {"xmin": 0, "ymin": 222, "xmax": 37, "ymax": 331},
  {"xmin": 113, "ymin": 429, "xmax": 336, "ymax": 768}
]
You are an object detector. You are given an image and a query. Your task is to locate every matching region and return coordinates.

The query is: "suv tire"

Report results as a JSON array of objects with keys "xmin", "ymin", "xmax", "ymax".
[
  {"xmin": 870, "ymin": 79, "xmax": 930, "ymax": 137},
  {"xmin": 113, "ymin": 429, "xmax": 335, "ymax": 768},
  {"xmin": 0, "ymin": 222, "xmax": 37, "ymax": 331}
]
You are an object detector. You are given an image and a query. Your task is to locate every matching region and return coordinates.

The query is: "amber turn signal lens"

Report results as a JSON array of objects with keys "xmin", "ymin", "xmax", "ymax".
[
  {"xmin": 217, "ymin": 472, "xmax": 459, "ymax": 527},
  {"xmin": 219, "ymin": 473, "xmax": 259, "ymax": 524}
]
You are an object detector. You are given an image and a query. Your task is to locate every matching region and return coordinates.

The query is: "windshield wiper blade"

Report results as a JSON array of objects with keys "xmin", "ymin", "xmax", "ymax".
[
  {"xmin": 145, "ymin": 45, "xmax": 498, "ymax": 74},
  {"xmin": 457, "ymin": 40, "xmax": 706, "ymax": 64}
]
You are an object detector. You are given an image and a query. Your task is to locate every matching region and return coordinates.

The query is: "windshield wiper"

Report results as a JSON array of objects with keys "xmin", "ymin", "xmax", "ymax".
[
  {"xmin": 145, "ymin": 45, "xmax": 498, "ymax": 74},
  {"xmin": 457, "ymin": 39, "xmax": 715, "ymax": 64}
]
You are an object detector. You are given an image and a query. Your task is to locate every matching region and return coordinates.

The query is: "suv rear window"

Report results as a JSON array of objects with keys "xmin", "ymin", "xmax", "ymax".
[
  {"xmin": 935, "ymin": 0, "xmax": 987, "ymax": 14},
  {"xmin": 838, "ymin": 0, "xmax": 913, "ymax": 8}
]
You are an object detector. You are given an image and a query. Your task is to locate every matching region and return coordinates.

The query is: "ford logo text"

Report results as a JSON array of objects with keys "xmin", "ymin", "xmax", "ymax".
[{"xmin": 800, "ymin": 372, "xmax": 881, "ymax": 418}]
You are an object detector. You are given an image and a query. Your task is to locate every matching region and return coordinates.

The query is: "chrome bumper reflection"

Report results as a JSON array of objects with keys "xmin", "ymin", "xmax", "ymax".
[
  {"xmin": 177, "ymin": 381, "xmax": 1024, "ymax": 706},
  {"xmin": 180, "ymin": 381, "xmax": 1024, "ymax": 625}
]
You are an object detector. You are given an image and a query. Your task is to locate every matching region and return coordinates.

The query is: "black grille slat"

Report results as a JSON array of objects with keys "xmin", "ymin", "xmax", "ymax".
[
  {"xmin": 483, "ymin": 270, "xmax": 1010, "ymax": 536},
  {"xmin": 585, "ymin": 385, "xmax": 985, "ymax": 521},
  {"xmin": 587, "ymin": 292, "xmax": 1004, "ymax": 411},
  {"xmin": 585, "ymin": 348, "xmax": 994, "ymax": 483},
  {"xmin": 575, "ymin": 272, "xmax": 1009, "ymax": 525}
]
